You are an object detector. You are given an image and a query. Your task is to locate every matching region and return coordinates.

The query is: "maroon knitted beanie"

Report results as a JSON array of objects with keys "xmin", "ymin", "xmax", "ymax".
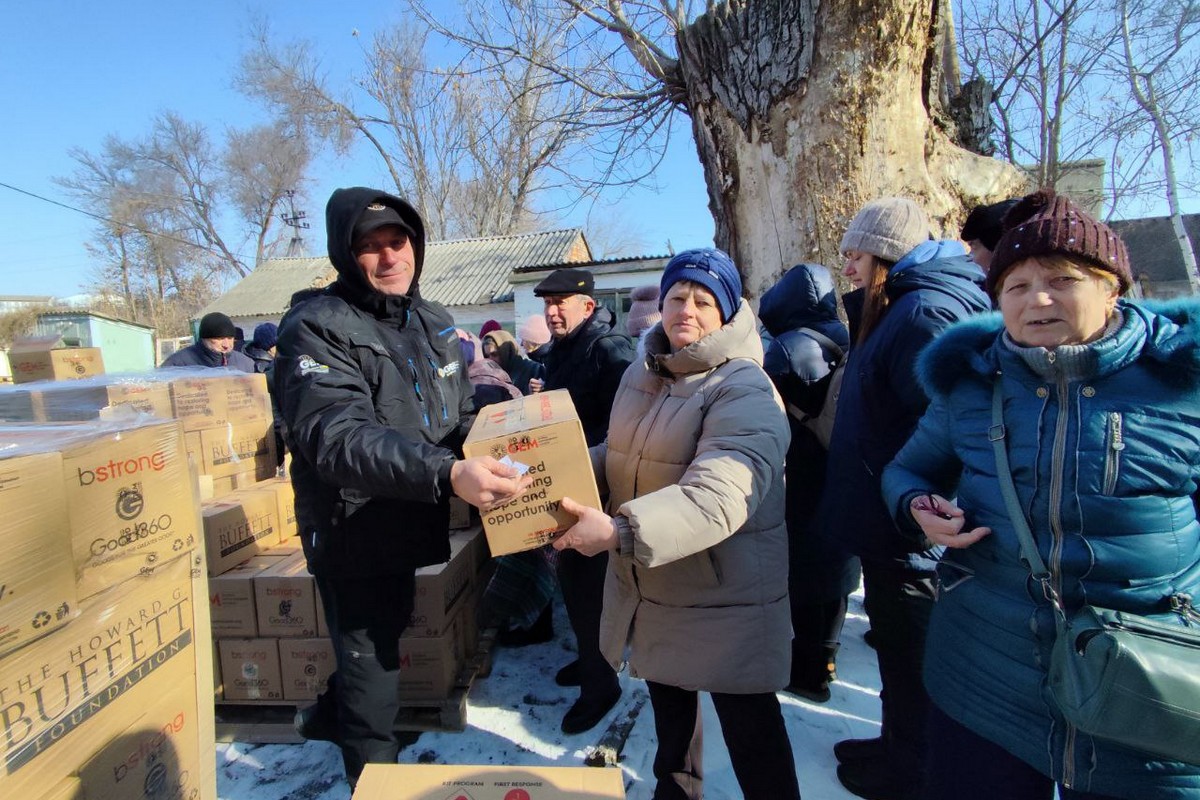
[{"xmin": 986, "ymin": 189, "xmax": 1131, "ymax": 297}]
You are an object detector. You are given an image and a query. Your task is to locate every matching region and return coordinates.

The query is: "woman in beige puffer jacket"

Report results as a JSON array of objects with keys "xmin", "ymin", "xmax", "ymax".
[{"xmin": 554, "ymin": 248, "xmax": 799, "ymax": 800}]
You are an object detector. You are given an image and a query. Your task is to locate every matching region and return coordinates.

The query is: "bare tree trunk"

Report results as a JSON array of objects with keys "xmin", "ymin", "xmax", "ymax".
[
  {"xmin": 676, "ymin": 0, "xmax": 1024, "ymax": 299},
  {"xmin": 1119, "ymin": 0, "xmax": 1199, "ymax": 292}
]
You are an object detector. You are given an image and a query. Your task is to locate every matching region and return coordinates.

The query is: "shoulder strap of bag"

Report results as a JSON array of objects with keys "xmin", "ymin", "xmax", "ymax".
[
  {"xmin": 990, "ymin": 379, "xmax": 1064, "ymax": 612},
  {"xmin": 798, "ymin": 327, "xmax": 845, "ymax": 363},
  {"xmin": 784, "ymin": 328, "xmax": 845, "ymax": 423}
]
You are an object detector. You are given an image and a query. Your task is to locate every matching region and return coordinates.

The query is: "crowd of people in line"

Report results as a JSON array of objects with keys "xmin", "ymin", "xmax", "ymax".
[{"xmin": 171, "ymin": 185, "xmax": 1200, "ymax": 800}]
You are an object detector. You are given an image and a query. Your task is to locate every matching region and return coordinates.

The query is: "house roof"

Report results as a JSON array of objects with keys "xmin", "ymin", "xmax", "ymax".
[
  {"xmin": 198, "ymin": 228, "xmax": 590, "ymax": 319},
  {"xmin": 1109, "ymin": 213, "xmax": 1200, "ymax": 285}
]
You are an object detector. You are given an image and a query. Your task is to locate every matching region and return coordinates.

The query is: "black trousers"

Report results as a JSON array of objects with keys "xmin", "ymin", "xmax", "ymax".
[
  {"xmin": 313, "ymin": 572, "xmax": 416, "ymax": 788},
  {"xmin": 925, "ymin": 703, "xmax": 1119, "ymax": 800},
  {"xmin": 859, "ymin": 557, "xmax": 935, "ymax": 782},
  {"xmin": 789, "ymin": 596, "xmax": 848, "ymax": 686},
  {"xmin": 646, "ymin": 681, "xmax": 802, "ymax": 800},
  {"xmin": 556, "ymin": 548, "xmax": 619, "ymax": 699}
]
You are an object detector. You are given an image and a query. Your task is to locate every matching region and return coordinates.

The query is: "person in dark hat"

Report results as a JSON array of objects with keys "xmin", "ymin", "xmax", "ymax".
[
  {"xmin": 242, "ymin": 322, "xmax": 279, "ymax": 373},
  {"xmin": 273, "ymin": 187, "xmax": 532, "ymax": 790},
  {"xmin": 530, "ymin": 266, "xmax": 635, "ymax": 734},
  {"xmin": 553, "ymin": 247, "xmax": 803, "ymax": 799},
  {"xmin": 881, "ymin": 188, "xmax": 1200, "ymax": 799},
  {"xmin": 960, "ymin": 198, "xmax": 1020, "ymax": 269},
  {"xmin": 159, "ymin": 311, "xmax": 255, "ymax": 370}
]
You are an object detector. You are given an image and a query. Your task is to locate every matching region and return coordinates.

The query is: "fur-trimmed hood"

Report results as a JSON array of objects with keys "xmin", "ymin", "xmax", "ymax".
[{"xmin": 917, "ymin": 298, "xmax": 1200, "ymax": 397}]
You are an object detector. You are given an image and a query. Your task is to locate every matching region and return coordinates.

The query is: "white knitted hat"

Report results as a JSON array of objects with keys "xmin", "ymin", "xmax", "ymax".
[{"xmin": 840, "ymin": 198, "xmax": 931, "ymax": 262}]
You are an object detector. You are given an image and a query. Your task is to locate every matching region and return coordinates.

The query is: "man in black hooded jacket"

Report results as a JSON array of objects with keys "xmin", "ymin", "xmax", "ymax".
[{"xmin": 275, "ymin": 187, "xmax": 528, "ymax": 787}]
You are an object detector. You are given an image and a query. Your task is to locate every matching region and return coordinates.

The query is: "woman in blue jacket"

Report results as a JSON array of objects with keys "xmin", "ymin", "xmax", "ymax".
[
  {"xmin": 883, "ymin": 190, "xmax": 1200, "ymax": 799},
  {"xmin": 816, "ymin": 197, "xmax": 991, "ymax": 800}
]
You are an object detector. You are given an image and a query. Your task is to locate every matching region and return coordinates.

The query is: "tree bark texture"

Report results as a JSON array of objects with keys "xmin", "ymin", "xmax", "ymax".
[{"xmin": 675, "ymin": 0, "xmax": 1026, "ymax": 299}]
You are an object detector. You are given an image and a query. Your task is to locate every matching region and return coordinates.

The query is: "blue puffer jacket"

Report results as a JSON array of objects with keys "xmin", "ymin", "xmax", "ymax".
[
  {"xmin": 818, "ymin": 241, "xmax": 990, "ymax": 562},
  {"xmin": 882, "ymin": 300, "xmax": 1200, "ymax": 798}
]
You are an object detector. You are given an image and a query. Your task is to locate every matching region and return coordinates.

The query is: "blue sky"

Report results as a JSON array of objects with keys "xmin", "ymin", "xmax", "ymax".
[{"xmin": 0, "ymin": 2, "xmax": 713, "ymax": 299}]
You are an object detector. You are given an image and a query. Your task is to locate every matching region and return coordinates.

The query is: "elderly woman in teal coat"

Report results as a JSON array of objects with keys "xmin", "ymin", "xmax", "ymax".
[{"xmin": 882, "ymin": 190, "xmax": 1200, "ymax": 800}]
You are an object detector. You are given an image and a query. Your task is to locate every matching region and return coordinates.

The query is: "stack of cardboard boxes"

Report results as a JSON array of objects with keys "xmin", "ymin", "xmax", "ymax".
[
  {"xmin": 209, "ymin": 496, "xmax": 489, "ymax": 707},
  {"xmin": 0, "ymin": 417, "xmax": 215, "ymax": 800},
  {"xmin": 0, "ymin": 368, "xmax": 278, "ymax": 500}
]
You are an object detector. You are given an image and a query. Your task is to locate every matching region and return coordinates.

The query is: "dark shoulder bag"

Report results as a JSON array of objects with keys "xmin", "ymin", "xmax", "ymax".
[{"xmin": 990, "ymin": 380, "xmax": 1200, "ymax": 765}]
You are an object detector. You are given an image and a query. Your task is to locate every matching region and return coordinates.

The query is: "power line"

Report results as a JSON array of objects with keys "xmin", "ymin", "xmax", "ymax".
[{"xmin": 0, "ymin": 180, "xmax": 257, "ymax": 263}]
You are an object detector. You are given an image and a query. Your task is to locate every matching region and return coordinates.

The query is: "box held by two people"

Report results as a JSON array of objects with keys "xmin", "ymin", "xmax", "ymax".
[{"xmin": 462, "ymin": 390, "xmax": 601, "ymax": 557}]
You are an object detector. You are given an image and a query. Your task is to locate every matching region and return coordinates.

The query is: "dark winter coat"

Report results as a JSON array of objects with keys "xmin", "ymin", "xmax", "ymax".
[
  {"xmin": 882, "ymin": 301, "xmax": 1200, "ymax": 798},
  {"xmin": 160, "ymin": 341, "xmax": 255, "ymax": 372},
  {"xmin": 759, "ymin": 263, "xmax": 859, "ymax": 600},
  {"xmin": 542, "ymin": 305, "xmax": 636, "ymax": 446},
  {"xmin": 242, "ymin": 344, "xmax": 274, "ymax": 374},
  {"xmin": 818, "ymin": 241, "xmax": 990, "ymax": 563},
  {"xmin": 275, "ymin": 187, "xmax": 472, "ymax": 579}
]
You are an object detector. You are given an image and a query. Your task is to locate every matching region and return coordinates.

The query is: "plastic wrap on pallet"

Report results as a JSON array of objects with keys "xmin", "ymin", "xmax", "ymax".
[
  {"xmin": 0, "ymin": 553, "xmax": 205, "ymax": 799},
  {"xmin": 0, "ymin": 416, "xmax": 201, "ymax": 600},
  {"xmin": 0, "ymin": 367, "xmax": 272, "ymax": 426},
  {"xmin": 0, "ymin": 447, "xmax": 77, "ymax": 657}
]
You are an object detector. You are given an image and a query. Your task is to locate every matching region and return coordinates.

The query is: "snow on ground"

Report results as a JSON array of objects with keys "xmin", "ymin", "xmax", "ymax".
[{"xmin": 217, "ymin": 592, "xmax": 878, "ymax": 799}]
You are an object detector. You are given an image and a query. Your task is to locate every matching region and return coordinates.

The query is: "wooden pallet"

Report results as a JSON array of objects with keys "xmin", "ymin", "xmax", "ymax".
[{"xmin": 215, "ymin": 630, "xmax": 495, "ymax": 743}]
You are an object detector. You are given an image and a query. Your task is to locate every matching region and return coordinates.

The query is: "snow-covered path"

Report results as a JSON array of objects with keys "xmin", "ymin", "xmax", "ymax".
[{"xmin": 217, "ymin": 593, "xmax": 878, "ymax": 799}]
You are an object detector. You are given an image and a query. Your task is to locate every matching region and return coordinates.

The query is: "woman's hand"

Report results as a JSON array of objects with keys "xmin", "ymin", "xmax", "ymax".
[
  {"xmin": 910, "ymin": 493, "xmax": 991, "ymax": 549},
  {"xmin": 552, "ymin": 496, "xmax": 618, "ymax": 557}
]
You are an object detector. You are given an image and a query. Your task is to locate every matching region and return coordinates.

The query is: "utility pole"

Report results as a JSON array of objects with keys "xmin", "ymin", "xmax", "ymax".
[{"xmin": 280, "ymin": 190, "xmax": 310, "ymax": 257}]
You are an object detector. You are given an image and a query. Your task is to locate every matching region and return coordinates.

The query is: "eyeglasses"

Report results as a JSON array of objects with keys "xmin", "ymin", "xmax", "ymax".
[{"xmin": 915, "ymin": 493, "xmax": 954, "ymax": 520}]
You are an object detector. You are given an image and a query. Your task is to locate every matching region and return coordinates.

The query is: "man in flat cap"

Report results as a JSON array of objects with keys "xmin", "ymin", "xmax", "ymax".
[
  {"xmin": 531, "ymin": 267, "xmax": 635, "ymax": 734},
  {"xmin": 275, "ymin": 187, "xmax": 530, "ymax": 789}
]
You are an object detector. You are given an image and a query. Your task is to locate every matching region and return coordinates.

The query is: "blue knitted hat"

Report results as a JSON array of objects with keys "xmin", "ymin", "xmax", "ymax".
[
  {"xmin": 659, "ymin": 248, "xmax": 742, "ymax": 323},
  {"xmin": 251, "ymin": 322, "xmax": 279, "ymax": 350}
]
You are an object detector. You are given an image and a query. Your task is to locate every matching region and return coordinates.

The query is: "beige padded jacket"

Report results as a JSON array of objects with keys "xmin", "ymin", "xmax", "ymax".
[{"xmin": 595, "ymin": 300, "xmax": 792, "ymax": 694}]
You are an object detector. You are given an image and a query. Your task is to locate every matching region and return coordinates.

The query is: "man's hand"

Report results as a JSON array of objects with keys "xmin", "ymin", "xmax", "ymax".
[
  {"xmin": 552, "ymin": 496, "xmax": 618, "ymax": 557},
  {"xmin": 528, "ymin": 377, "xmax": 544, "ymax": 393},
  {"xmin": 450, "ymin": 457, "xmax": 533, "ymax": 511}
]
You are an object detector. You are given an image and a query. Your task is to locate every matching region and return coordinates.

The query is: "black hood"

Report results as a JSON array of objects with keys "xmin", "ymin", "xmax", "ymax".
[
  {"xmin": 325, "ymin": 187, "xmax": 426, "ymax": 307},
  {"xmin": 758, "ymin": 263, "xmax": 841, "ymax": 336}
]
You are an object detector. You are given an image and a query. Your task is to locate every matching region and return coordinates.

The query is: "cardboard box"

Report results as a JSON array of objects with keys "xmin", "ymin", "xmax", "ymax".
[
  {"xmin": 462, "ymin": 390, "xmax": 602, "ymax": 556},
  {"xmin": 9, "ymin": 346, "xmax": 104, "ymax": 384},
  {"xmin": 198, "ymin": 419, "xmax": 276, "ymax": 479},
  {"xmin": 218, "ymin": 638, "xmax": 283, "ymax": 701},
  {"xmin": 0, "ymin": 554, "xmax": 197, "ymax": 798},
  {"xmin": 253, "ymin": 552, "xmax": 318, "ymax": 638},
  {"xmin": 278, "ymin": 638, "xmax": 336, "ymax": 701},
  {"xmin": 34, "ymin": 778, "xmax": 84, "ymax": 800},
  {"xmin": 167, "ymin": 373, "xmax": 272, "ymax": 433},
  {"xmin": 261, "ymin": 477, "xmax": 297, "ymax": 541},
  {"xmin": 0, "ymin": 419, "xmax": 200, "ymax": 600},
  {"xmin": 397, "ymin": 607, "xmax": 465, "ymax": 701},
  {"xmin": 208, "ymin": 555, "xmax": 286, "ymax": 637},
  {"xmin": 35, "ymin": 381, "xmax": 173, "ymax": 422},
  {"xmin": 0, "ymin": 451, "xmax": 77, "ymax": 655},
  {"xmin": 201, "ymin": 485, "xmax": 281, "ymax": 576},
  {"xmin": 0, "ymin": 386, "xmax": 42, "ymax": 422},
  {"xmin": 406, "ymin": 527, "xmax": 477, "ymax": 637},
  {"xmin": 76, "ymin": 670, "xmax": 201, "ymax": 800},
  {"xmin": 352, "ymin": 764, "xmax": 626, "ymax": 800}
]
